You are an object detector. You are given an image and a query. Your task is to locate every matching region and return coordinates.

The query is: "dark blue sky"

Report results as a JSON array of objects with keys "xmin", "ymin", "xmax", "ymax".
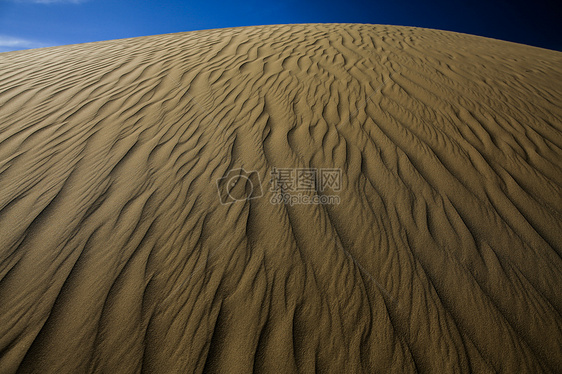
[{"xmin": 0, "ymin": 0, "xmax": 560, "ymax": 53}]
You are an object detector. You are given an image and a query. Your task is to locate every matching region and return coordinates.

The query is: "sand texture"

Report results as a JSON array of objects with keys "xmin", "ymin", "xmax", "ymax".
[{"xmin": 0, "ymin": 24, "xmax": 561, "ymax": 373}]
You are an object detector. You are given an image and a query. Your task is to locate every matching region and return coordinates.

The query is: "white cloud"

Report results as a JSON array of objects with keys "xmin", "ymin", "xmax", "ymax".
[{"xmin": 0, "ymin": 35, "xmax": 48, "ymax": 52}]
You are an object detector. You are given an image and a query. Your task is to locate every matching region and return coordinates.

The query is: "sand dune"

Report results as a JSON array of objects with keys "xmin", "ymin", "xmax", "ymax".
[{"xmin": 0, "ymin": 23, "xmax": 561, "ymax": 373}]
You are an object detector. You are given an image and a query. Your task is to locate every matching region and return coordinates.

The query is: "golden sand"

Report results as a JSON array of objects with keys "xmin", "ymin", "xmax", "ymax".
[{"xmin": 0, "ymin": 24, "xmax": 561, "ymax": 373}]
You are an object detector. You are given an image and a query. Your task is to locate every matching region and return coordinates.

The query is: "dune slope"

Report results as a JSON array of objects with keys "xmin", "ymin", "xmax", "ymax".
[{"xmin": 0, "ymin": 24, "xmax": 561, "ymax": 373}]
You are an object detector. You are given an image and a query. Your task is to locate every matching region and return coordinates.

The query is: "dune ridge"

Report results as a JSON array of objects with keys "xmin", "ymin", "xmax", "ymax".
[{"xmin": 0, "ymin": 24, "xmax": 561, "ymax": 373}]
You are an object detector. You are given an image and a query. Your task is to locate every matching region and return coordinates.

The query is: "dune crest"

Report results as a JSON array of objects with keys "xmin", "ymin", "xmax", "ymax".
[{"xmin": 0, "ymin": 24, "xmax": 561, "ymax": 373}]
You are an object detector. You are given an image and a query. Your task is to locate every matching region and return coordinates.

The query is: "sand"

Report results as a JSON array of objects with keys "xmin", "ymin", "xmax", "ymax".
[{"xmin": 0, "ymin": 23, "xmax": 560, "ymax": 373}]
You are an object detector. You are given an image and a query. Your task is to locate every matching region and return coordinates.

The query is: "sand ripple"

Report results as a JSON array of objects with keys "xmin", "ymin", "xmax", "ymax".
[{"xmin": 0, "ymin": 24, "xmax": 561, "ymax": 373}]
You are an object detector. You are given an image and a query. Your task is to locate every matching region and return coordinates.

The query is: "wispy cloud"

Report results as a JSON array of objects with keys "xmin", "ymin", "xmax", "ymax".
[{"xmin": 0, "ymin": 35, "xmax": 49, "ymax": 52}]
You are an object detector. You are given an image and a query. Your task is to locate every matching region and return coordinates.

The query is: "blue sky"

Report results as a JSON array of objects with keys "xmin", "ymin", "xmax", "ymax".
[{"xmin": 0, "ymin": 0, "xmax": 560, "ymax": 53}]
